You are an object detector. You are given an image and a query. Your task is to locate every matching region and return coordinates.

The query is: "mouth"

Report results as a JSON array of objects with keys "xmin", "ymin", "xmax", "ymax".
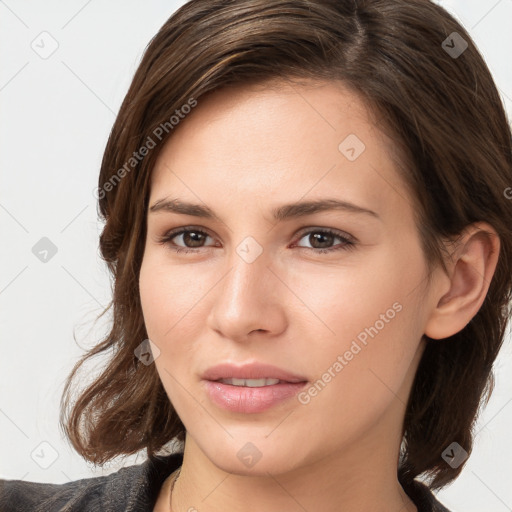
[
  {"xmin": 201, "ymin": 363, "xmax": 308, "ymax": 413},
  {"xmin": 216, "ymin": 377, "xmax": 296, "ymax": 387},
  {"xmin": 202, "ymin": 362, "xmax": 308, "ymax": 384}
]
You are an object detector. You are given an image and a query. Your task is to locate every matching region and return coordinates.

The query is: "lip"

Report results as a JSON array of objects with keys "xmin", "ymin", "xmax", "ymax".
[
  {"xmin": 202, "ymin": 362, "xmax": 308, "ymax": 383},
  {"xmin": 201, "ymin": 362, "xmax": 308, "ymax": 413}
]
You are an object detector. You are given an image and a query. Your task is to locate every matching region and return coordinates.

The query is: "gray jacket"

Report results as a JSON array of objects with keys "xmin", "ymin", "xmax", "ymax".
[{"xmin": 0, "ymin": 452, "xmax": 451, "ymax": 511}]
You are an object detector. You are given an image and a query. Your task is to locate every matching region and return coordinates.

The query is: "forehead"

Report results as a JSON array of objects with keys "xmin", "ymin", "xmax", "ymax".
[{"xmin": 149, "ymin": 79, "xmax": 411, "ymax": 224}]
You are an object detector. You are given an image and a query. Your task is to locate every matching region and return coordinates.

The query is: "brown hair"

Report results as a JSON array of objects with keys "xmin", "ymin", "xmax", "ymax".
[{"xmin": 59, "ymin": 0, "xmax": 512, "ymax": 491}]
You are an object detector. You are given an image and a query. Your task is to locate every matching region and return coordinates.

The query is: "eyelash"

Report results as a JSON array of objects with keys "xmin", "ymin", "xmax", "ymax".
[{"xmin": 156, "ymin": 226, "xmax": 356, "ymax": 255}]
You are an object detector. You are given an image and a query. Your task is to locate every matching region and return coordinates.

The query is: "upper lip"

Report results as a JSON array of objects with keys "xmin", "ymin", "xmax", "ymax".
[{"xmin": 202, "ymin": 362, "xmax": 308, "ymax": 383}]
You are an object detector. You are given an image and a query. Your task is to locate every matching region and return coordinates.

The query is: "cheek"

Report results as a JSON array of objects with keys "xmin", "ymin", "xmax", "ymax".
[
  {"xmin": 139, "ymin": 250, "xmax": 205, "ymax": 341},
  {"xmin": 295, "ymin": 240, "xmax": 427, "ymax": 419},
  {"xmin": 139, "ymin": 255, "xmax": 202, "ymax": 404},
  {"xmin": 138, "ymin": 250, "xmax": 226, "ymax": 393},
  {"xmin": 139, "ymin": 227, "xmax": 426, "ymax": 352},
  {"xmin": 289, "ymin": 237, "xmax": 425, "ymax": 349}
]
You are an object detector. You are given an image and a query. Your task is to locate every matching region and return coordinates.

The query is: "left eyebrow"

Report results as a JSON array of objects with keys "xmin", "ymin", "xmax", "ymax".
[{"xmin": 148, "ymin": 197, "xmax": 381, "ymax": 222}]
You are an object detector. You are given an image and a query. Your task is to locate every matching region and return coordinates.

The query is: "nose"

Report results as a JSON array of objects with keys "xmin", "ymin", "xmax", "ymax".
[{"xmin": 206, "ymin": 247, "xmax": 287, "ymax": 343}]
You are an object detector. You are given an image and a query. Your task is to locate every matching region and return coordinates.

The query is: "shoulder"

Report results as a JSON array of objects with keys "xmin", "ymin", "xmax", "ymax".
[
  {"xmin": 0, "ymin": 452, "xmax": 183, "ymax": 512},
  {"xmin": 0, "ymin": 471, "xmax": 109, "ymax": 512}
]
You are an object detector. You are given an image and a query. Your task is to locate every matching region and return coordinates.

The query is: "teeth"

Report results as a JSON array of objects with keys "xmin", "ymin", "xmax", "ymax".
[{"xmin": 219, "ymin": 378, "xmax": 281, "ymax": 387}]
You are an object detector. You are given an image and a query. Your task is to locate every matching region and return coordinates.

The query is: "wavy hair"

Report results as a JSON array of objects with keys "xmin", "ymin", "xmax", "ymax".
[{"xmin": 59, "ymin": 0, "xmax": 512, "ymax": 491}]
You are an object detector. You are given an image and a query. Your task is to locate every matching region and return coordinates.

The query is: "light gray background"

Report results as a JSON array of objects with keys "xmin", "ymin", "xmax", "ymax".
[{"xmin": 1, "ymin": 1, "xmax": 511, "ymax": 511}]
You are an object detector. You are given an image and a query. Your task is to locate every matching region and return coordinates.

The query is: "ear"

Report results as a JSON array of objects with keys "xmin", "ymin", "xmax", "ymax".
[{"xmin": 424, "ymin": 222, "xmax": 500, "ymax": 340}]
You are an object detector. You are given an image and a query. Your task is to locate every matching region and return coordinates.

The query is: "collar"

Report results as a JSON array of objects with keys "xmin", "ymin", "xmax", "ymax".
[{"xmin": 103, "ymin": 452, "xmax": 450, "ymax": 512}]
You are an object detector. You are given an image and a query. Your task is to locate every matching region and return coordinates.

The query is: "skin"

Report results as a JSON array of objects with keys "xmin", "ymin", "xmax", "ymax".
[{"xmin": 140, "ymin": 79, "xmax": 500, "ymax": 512}]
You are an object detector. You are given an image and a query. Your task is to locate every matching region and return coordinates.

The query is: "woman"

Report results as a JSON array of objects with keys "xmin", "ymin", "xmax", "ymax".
[{"xmin": 1, "ymin": 0, "xmax": 511, "ymax": 511}]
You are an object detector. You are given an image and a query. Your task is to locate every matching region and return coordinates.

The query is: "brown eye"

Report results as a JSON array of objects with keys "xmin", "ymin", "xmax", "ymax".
[
  {"xmin": 178, "ymin": 230, "xmax": 209, "ymax": 248},
  {"xmin": 294, "ymin": 228, "xmax": 356, "ymax": 254},
  {"xmin": 157, "ymin": 226, "xmax": 356, "ymax": 255},
  {"xmin": 157, "ymin": 228, "xmax": 214, "ymax": 254}
]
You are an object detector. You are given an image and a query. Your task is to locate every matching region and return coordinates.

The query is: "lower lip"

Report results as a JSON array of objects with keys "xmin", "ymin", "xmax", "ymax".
[{"xmin": 203, "ymin": 380, "xmax": 308, "ymax": 413}]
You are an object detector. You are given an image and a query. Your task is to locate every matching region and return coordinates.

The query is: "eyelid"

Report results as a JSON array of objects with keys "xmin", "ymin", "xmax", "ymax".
[
  {"xmin": 294, "ymin": 226, "xmax": 357, "ymax": 244},
  {"xmin": 157, "ymin": 225, "xmax": 357, "ymax": 254},
  {"xmin": 159, "ymin": 225, "xmax": 356, "ymax": 244},
  {"xmin": 161, "ymin": 225, "xmax": 216, "ymax": 243}
]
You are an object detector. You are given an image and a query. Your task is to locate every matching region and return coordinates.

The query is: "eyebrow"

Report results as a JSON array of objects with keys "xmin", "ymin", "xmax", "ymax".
[{"xmin": 149, "ymin": 197, "xmax": 380, "ymax": 222}]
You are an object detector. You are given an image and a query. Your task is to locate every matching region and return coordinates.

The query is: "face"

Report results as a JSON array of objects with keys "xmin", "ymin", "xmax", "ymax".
[{"xmin": 139, "ymin": 79, "xmax": 435, "ymax": 476}]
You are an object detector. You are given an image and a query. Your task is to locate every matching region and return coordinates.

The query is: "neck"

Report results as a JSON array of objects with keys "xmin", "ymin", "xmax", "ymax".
[{"xmin": 170, "ymin": 425, "xmax": 417, "ymax": 512}]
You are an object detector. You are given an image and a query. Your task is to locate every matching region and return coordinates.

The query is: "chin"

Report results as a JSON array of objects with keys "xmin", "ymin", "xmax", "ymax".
[{"xmin": 196, "ymin": 435, "xmax": 314, "ymax": 477}]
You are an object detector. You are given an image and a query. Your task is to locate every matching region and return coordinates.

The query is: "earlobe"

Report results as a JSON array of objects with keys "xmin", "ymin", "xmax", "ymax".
[{"xmin": 424, "ymin": 223, "xmax": 500, "ymax": 340}]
